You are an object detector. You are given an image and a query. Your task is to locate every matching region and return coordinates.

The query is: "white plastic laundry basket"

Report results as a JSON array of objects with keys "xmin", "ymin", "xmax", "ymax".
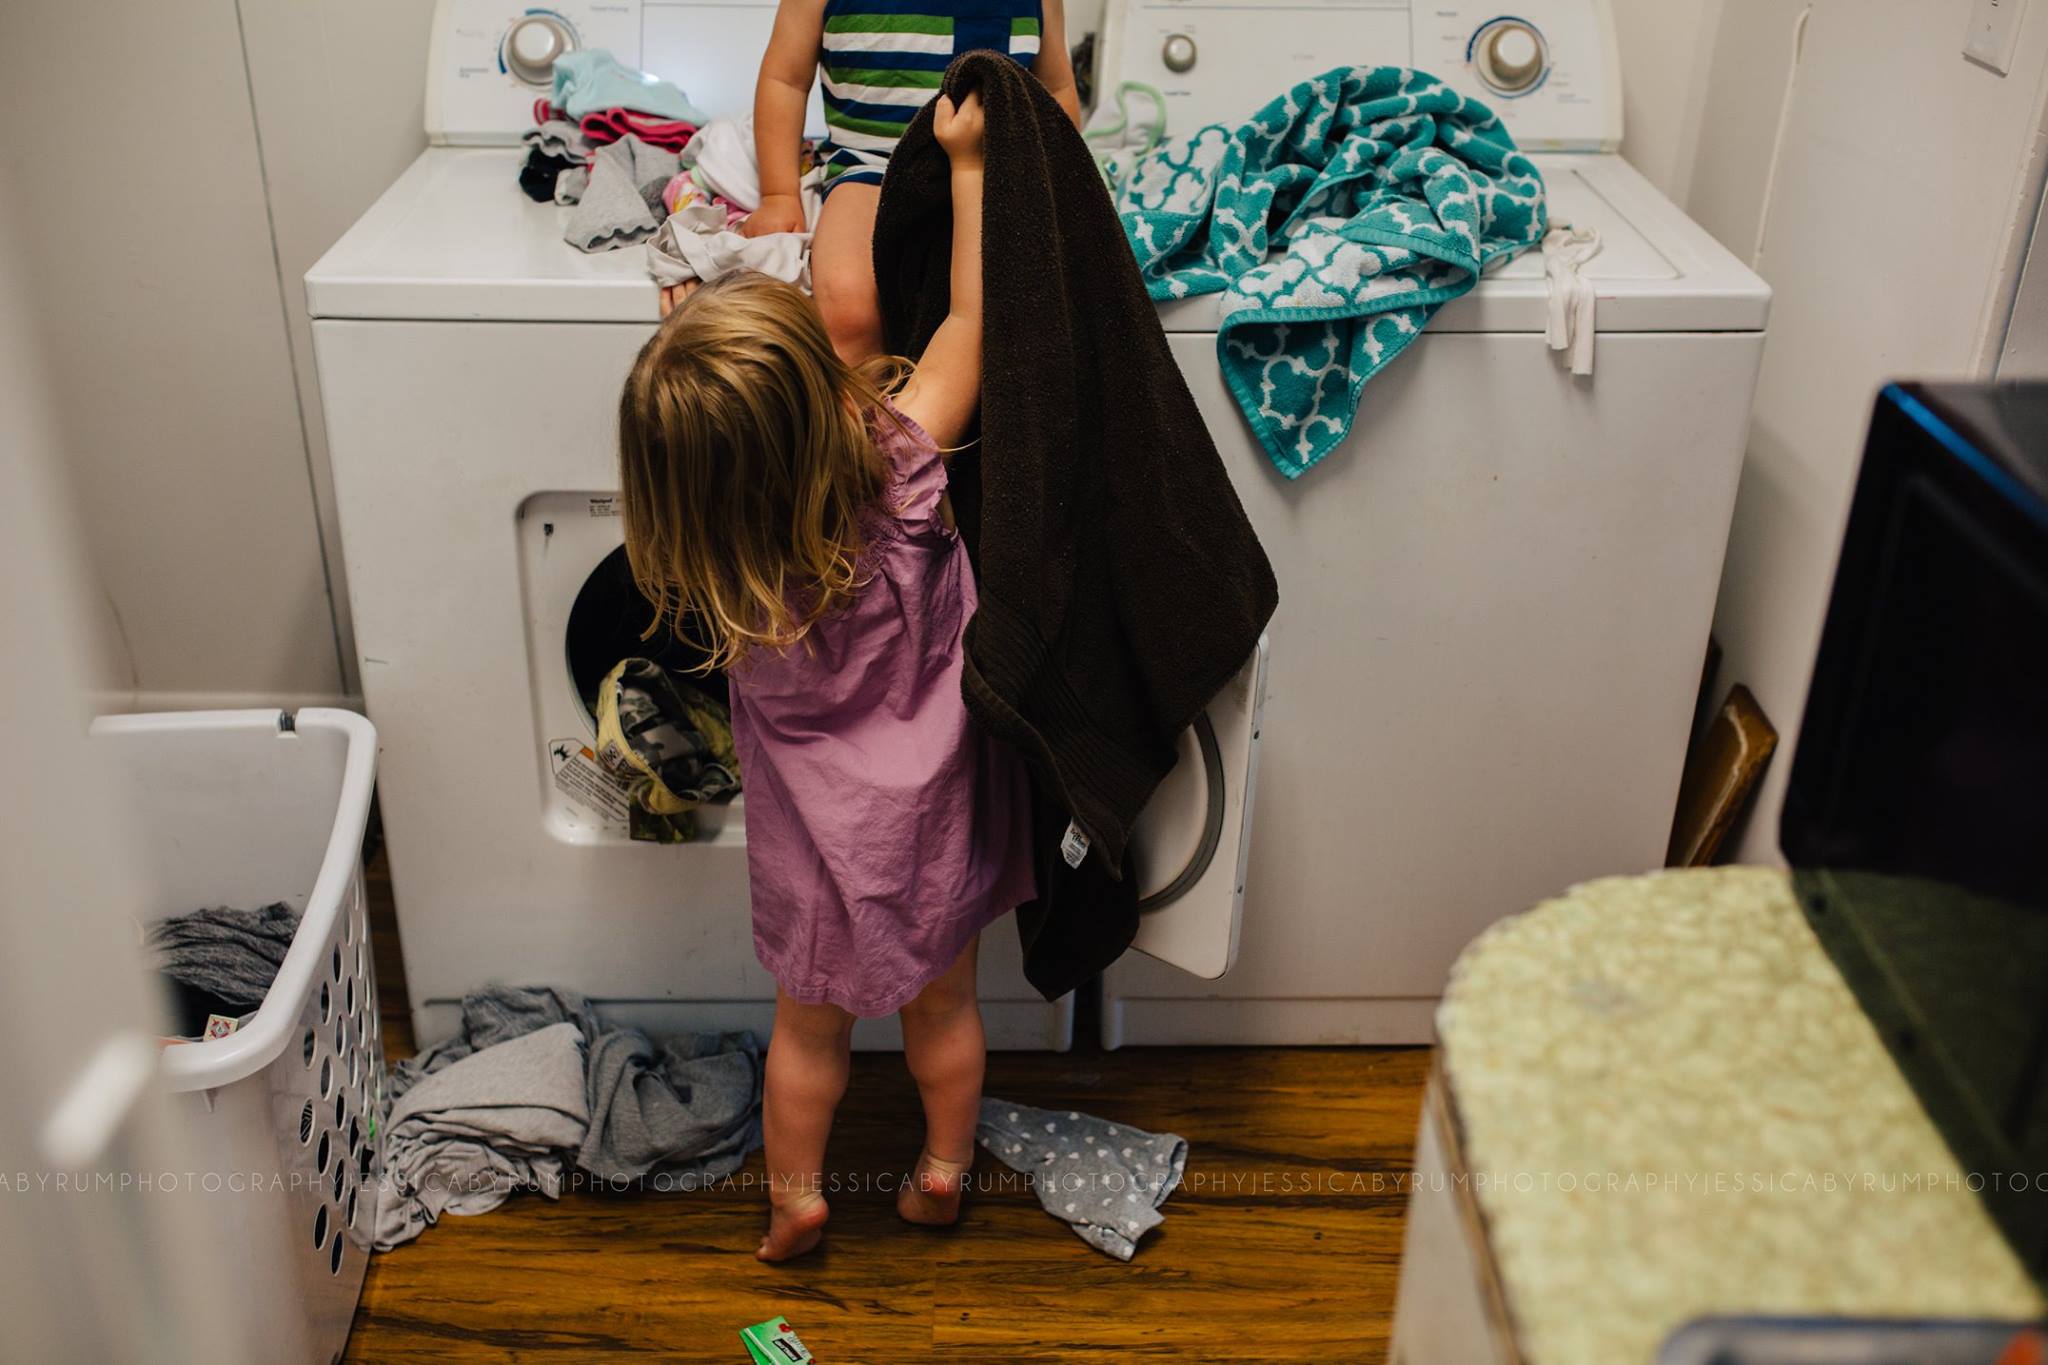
[{"xmin": 91, "ymin": 708, "xmax": 383, "ymax": 1365}]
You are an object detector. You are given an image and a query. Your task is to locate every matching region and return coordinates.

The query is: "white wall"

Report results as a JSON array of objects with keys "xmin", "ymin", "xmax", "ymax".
[
  {"xmin": 1610, "ymin": 0, "xmax": 1720, "ymax": 199},
  {"xmin": 0, "ymin": 0, "xmax": 425, "ymax": 711},
  {"xmin": 1679, "ymin": 0, "xmax": 1807, "ymax": 262},
  {"xmin": 240, "ymin": 0, "xmax": 434, "ymax": 698},
  {"xmin": 0, "ymin": 188, "xmax": 262, "ymax": 1365},
  {"xmin": 1067, "ymin": 0, "xmax": 1108, "ymax": 52},
  {"xmin": 0, "ymin": 201, "xmax": 135, "ymax": 708},
  {"xmin": 1697, "ymin": 0, "xmax": 2048, "ymax": 860}
]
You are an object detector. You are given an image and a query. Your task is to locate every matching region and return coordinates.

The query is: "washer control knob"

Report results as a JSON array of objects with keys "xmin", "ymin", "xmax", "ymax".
[
  {"xmin": 1161, "ymin": 32, "xmax": 1197, "ymax": 74},
  {"xmin": 504, "ymin": 14, "xmax": 574, "ymax": 87},
  {"xmin": 1475, "ymin": 19, "xmax": 1545, "ymax": 93}
]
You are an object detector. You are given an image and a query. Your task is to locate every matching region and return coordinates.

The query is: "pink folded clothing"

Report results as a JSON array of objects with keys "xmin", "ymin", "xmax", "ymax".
[
  {"xmin": 579, "ymin": 107, "xmax": 696, "ymax": 152},
  {"xmin": 529, "ymin": 100, "xmax": 698, "ymax": 155}
]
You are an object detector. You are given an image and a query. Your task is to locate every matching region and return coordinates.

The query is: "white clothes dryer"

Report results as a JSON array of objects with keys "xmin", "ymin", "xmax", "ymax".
[{"xmin": 307, "ymin": 0, "xmax": 1079, "ymax": 1048}]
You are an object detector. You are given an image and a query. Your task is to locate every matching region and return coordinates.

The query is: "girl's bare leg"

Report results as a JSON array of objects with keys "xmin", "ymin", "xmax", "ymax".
[
  {"xmin": 895, "ymin": 937, "xmax": 983, "ymax": 1225},
  {"xmin": 758, "ymin": 989, "xmax": 855, "ymax": 1260}
]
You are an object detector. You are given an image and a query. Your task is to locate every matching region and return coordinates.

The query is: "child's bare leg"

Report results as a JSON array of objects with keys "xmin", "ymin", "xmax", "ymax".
[
  {"xmin": 758, "ymin": 989, "xmax": 854, "ymax": 1261},
  {"xmin": 811, "ymin": 181, "xmax": 884, "ymax": 363},
  {"xmin": 895, "ymin": 937, "xmax": 983, "ymax": 1225}
]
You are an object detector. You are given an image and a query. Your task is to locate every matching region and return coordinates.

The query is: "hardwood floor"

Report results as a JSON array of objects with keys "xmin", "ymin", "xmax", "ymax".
[{"xmin": 351, "ymin": 849, "xmax": 1429, "ymax": 1363}]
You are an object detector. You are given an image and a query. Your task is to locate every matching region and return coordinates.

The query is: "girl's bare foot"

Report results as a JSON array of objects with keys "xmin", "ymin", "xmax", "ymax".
[
  {"xmin": 896, "ymin": 1149, "xmax": 970, "ymax": 1226},
  {"xmin": 757, "ymin": 1190, "xmax": 829, "ymax": 1262}
]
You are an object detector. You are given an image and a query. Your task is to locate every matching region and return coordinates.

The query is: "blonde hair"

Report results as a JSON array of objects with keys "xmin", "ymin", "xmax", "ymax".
[{"xmin": 618, "ymin": 272, "xmax": 906, "ymax": 671}]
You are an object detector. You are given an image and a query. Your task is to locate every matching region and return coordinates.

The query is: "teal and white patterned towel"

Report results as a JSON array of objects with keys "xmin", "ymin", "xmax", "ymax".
[{"xmin": 1118, "ymin": 67, "xmax": 1548, "ymax": 479}]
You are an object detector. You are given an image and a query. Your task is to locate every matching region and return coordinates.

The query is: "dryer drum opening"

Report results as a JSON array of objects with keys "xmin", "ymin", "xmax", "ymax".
[{"xmin": 564, "ymin": 545, "xmax": 729, "ymax": 724}]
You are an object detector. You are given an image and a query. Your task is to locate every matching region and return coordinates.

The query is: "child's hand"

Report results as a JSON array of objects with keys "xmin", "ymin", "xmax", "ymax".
[
  {"xmin": 743, "ymin": 194, "xmax": 806, "ymax": 238},
  {"xmin": 658, "ymin": 279, "xmax": 701, "ymax": 318},
  {"xmin": 933, "ymin": 91, "xmax": 985, "ymax": 168}
]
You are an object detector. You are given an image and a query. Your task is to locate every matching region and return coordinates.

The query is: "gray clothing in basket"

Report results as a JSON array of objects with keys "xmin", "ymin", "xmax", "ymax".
[
  {"xmin": 374, "ymin": 1022, "xmax": 589, "ymax": 1250},
  {"xmin": 977, "ymin": 1098, "xmax": 1189, "ymax": 1261},
  {"xmin": 146, "ymin": 901, "xmax": 298, "ymax": 1009}
]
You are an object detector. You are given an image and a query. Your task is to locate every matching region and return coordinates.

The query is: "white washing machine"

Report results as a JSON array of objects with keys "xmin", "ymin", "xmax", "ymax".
[{"xmin": 1097, "ymin": 0, "xmax": 1772, "ymax": 1044}]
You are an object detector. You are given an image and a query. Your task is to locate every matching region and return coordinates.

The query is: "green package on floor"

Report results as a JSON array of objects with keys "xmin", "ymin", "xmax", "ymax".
[{"xmin": 740, "ymin": 1316, "xmax": 813, "ymax": 1364}]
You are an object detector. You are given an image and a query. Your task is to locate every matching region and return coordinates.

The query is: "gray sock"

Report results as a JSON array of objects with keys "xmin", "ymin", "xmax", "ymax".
[{"xmin": 977, "ymin": 1098, "xmax": 1189, "ymax": 1260}]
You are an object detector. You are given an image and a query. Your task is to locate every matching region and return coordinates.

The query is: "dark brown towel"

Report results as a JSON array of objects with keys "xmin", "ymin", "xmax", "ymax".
[{"xmin": 874, "ymin": 52, "xmax": 1278, "ymax": 998}]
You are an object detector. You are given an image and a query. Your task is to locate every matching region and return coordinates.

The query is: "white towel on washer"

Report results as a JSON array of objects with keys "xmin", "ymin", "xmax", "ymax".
[{"xmin": 1543, "ymin": 224, "xmax": 1602, "ymax": 377}]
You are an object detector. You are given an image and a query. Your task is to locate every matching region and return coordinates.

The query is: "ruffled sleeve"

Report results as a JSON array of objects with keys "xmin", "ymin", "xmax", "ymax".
[{"xmin": 872, "ymin": 399, "xmax": 949, "ymax": 528}]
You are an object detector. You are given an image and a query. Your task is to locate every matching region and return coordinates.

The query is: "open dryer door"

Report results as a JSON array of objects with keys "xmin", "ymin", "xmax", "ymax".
[{"xmin": 1125, "ymin": 636, "xmax": 1269, "ymax": 979}]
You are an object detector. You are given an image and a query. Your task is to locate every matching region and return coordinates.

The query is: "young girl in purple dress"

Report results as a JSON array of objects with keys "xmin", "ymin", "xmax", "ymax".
[{"xmin": 617, "ymin": 93, "xmax": 1031, "ymax": 1262}]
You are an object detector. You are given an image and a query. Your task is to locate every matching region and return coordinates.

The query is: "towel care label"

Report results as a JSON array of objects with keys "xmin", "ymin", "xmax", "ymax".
[{"xmin": 1061, "ymin": 820, "xmax": 1091, "ymax": 869}]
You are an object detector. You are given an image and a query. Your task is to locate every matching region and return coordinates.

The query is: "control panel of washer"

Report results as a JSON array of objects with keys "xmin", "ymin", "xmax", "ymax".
[
  {"xmin": 1097, "ymin": 0, "xmax": 1620, "ymax": 152},
  {"xmin": 1418, "ymin": 1, "xmax": 1619, "ymax": 149}
]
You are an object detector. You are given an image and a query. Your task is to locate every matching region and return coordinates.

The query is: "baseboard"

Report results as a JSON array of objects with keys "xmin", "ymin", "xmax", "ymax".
[{"xmin": 1100, "ymin": 995, "xmax": 1441, "ymax": 1048}]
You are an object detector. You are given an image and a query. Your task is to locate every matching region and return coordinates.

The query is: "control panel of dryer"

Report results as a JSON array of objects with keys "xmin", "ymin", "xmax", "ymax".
[
  {"xmin": 428, "ymin": 0, "xmax": 637, "ymax": 144},
  {"xmin": 426, "ymin": 0, "xmax": 824, "ymax": 145},
  {"xmin": 1096, "ymin": 0, "xmax": 1620, "ymax": 152}
]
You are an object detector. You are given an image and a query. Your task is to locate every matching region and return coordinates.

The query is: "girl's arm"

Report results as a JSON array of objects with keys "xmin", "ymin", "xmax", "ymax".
[
  {"xmin": 745, "ymin": 0, "xmax": 824, "ymax": 238},
  {"xmin": 896, "ymin": 93, "xmax": 985, "ymax": 450},
  {"xmin": 1033, "ymin": 0, "xmax": 1082, "ymax": 128}
]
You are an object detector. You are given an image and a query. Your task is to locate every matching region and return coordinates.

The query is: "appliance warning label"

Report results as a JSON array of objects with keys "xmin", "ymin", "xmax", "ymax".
[{"xmin": 548, "ymin": 738, "xmax": 630, "ymax": 826}]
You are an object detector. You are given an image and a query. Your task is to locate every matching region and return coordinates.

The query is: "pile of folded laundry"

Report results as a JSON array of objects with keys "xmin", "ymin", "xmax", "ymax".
[
  {"xmin": 520, "ymin": 48, "xmax": 709, "ymax": 252},
  {"xmin": 516, "ymin": 48, "xmax": 825, "ymax": 287}
]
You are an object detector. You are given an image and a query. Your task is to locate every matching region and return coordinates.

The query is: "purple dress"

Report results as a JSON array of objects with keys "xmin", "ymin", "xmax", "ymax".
[{"xmin": 728, "ymin": 401, "xmax": 1036, "ymax": 1016}]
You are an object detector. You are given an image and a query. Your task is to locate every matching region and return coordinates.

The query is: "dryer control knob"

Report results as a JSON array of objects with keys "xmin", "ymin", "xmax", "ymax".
[
  {"xmin": 1475, "ymin": 20, "xmax": 1545, "ymax": 94},
  {"xmin": 1161, "ymin": 32, "xmax": 1197, "ymax": 74},
  {"xmin": 504, "ymin": 14, "xmax": 574, "ymax": 87}
]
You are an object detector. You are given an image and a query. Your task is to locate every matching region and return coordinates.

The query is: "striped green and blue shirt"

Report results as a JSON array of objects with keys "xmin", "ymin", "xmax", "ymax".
[{"xmin": 817, "ymin": 0, "xmax": 1043, "ymax": 189}]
